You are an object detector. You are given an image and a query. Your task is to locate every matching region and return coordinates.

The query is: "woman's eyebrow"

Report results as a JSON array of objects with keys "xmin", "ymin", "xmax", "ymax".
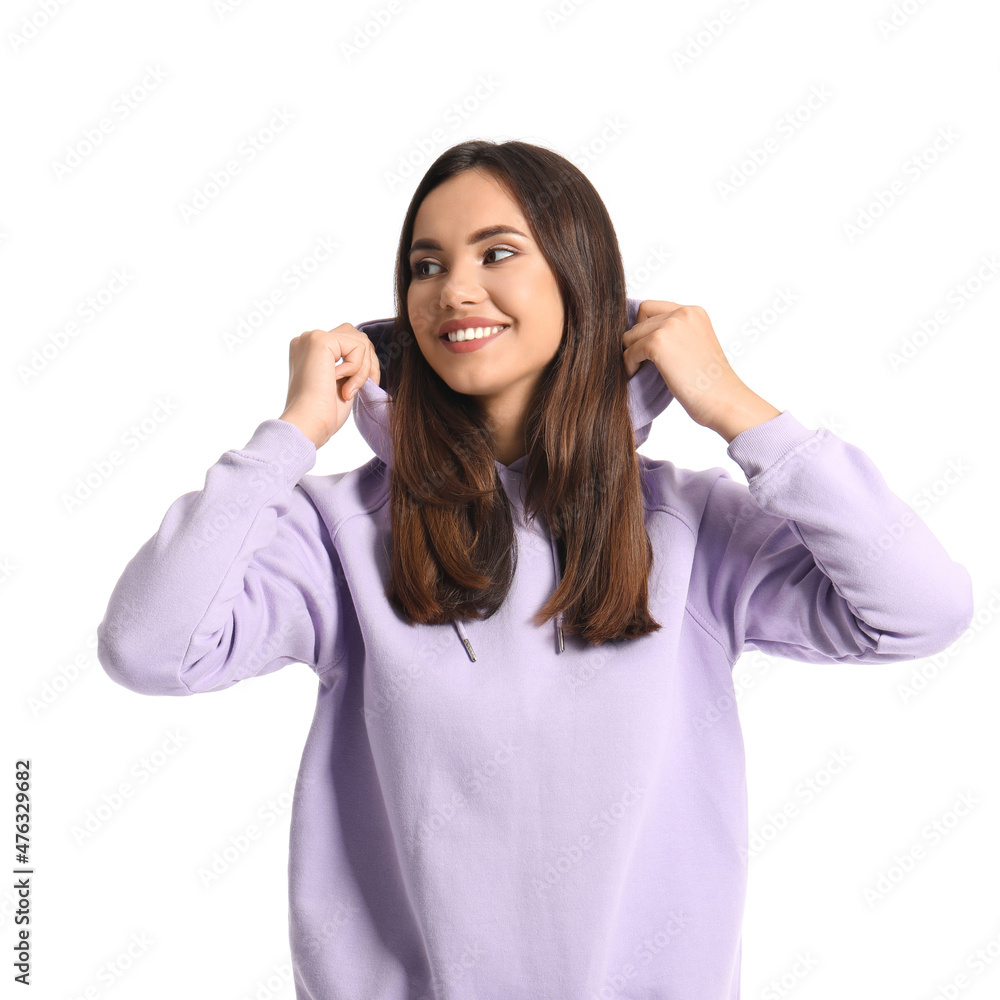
[{"xmin": 408, "ymin": 225, "xmax": 530, "ymax": 255}]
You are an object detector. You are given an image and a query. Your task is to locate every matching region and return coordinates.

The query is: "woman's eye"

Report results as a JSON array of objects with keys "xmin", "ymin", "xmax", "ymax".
[
  {"xmin": 411, "ymin": 247, "xmax": 515, "ymax": 278},
  {"xmin": 484, "ymin": 247, "xmax": 515, "ymax": 264}
]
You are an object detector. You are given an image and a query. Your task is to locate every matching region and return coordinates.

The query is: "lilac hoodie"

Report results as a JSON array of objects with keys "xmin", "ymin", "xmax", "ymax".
[{"xmin": 97, "ymin": 297, "xmax": 973, "ymax": 999}]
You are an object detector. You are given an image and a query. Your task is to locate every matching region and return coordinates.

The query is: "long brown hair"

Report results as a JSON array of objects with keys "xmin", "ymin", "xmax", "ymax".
[{"xmin": 383, "ymin": 139, "xmax": 661, "ymax": 646}]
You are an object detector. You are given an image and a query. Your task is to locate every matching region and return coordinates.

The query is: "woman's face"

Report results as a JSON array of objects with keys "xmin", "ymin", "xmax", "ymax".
[{"xmin": 406, "ymin": 168, "xmax": 564, "ymax": 409}]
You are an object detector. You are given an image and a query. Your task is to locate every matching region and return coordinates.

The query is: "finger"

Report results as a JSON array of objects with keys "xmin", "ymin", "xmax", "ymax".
[
  {"xmin": 342, "ymin": 368, "xmax": 362, "ymax": 401},
  {"xmin": 621, "ymin": 339, "xmax": 653, "ymax": 380},
  {"xmin": 636, "ymin": 299, "xmax": 682, "ymax": 323},
  {"xmin": 346, "ymin": 344, "xmax": 378, "ymax": 399},
  {"xmin": 622, "ymin": 303, "xmax": 682, "ymax": 349},
  {"xmin": 333, "ymin": 336, "xmax": 367, "ymax": 369},
  {"xmin": 330, "ymin": 352, "xmax": 360, "ymax": 396},
  {"xmin": 333, "ymin": 354, "xmax": 359, "ymax": 376}
]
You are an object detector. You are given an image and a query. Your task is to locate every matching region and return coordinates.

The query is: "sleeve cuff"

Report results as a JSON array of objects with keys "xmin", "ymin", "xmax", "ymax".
[
  {"xmin": 239, "ymin": 418, "xmax": 318, "ymax": 484},
  {"xmin": 725, "ymin": 410, "xmax": 819, "ymax": 481}
]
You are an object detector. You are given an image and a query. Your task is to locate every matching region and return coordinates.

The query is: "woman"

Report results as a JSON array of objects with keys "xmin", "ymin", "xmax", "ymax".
[{"xmin": 97, "ymin": 139, "xmax": 973, "ymax": 999}]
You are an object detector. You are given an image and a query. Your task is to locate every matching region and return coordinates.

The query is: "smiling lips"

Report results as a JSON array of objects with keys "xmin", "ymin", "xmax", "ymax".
[
  {"xmin": 438, "ymin": 324, "xmax": 509, "ymax": 353},
  {"xmin": 441, "ymin": 323, "xmax": 508, "ymax": 343},
  {"xmin": 438, "ymin": 316, "xmax": 509, "ymax": 337}
]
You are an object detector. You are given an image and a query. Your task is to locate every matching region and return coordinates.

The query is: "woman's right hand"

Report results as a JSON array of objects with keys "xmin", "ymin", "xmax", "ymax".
[{"xmin": 278, "ymin": 324, "xmax": 382, "ymax": 449}]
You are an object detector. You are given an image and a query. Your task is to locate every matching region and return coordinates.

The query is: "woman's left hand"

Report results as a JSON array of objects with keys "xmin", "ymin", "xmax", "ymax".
[{"xmin": 624, "ymin": 299, "xmax": 781, "ymax": 441}]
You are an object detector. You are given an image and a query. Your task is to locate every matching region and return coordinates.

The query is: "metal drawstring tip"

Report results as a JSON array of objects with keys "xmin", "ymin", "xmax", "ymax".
[
  {"xmin": 557, "ymin": 625, "xmax": 564, "ymax": 653},
  {"xmin": 462, "ymin": 636, "xmax": 477, "ymax": 662}
]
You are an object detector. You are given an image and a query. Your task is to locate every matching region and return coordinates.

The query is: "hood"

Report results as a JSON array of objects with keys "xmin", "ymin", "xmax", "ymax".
[{"xmin": 349, "ymin": 296, "xmax": 673, "ymax": 660}]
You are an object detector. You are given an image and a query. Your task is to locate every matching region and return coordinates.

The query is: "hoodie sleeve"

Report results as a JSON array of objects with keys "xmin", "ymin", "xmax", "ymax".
[
  {"xmin": 97, "ymin": 418, "xmax": 344, "ymax": 696},
  {"xmin": 688, "ymin": 411, "xmax": 974, "ymax": 665}
]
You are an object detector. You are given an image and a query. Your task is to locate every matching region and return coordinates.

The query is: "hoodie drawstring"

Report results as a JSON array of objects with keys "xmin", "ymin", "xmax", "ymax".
[
  {"xmin": 453, "ymin": 618, "xmax": 477, "ymax": 662},
  {"xmin": 550, "ymin": 530, "xmax": 565, "ymax": 654},
  {"xmin": 452, "ymin": 527, "xmax": 565, "ymax": 662}
]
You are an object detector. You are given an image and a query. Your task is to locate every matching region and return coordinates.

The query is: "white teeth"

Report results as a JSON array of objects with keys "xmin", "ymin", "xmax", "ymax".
[{"xmin": 445, "ymin": 324, "xmax": 507, "ymax": 342}]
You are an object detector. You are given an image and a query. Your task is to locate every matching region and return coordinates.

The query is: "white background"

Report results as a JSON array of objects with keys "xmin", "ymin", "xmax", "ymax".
[{"xmin": 3, "ymin": 0, "xmax": 999, "ymax": 997}]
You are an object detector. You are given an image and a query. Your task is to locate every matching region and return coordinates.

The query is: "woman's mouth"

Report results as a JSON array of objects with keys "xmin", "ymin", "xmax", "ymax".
[{"xmin": 439, "ymin": 324, "xmax": 509, "ymax": 353}]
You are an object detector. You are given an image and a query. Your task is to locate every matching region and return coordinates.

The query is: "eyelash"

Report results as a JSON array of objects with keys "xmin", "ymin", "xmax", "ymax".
[{"xmin": 410, "ymin": 246, "xmax": 516, "ymax": 279}]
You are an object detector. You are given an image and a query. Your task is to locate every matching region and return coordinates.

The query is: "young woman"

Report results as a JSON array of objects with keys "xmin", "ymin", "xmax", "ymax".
[{"xmin": 98, "ymin": 139, "xmax": 973, "ymax": 999}]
